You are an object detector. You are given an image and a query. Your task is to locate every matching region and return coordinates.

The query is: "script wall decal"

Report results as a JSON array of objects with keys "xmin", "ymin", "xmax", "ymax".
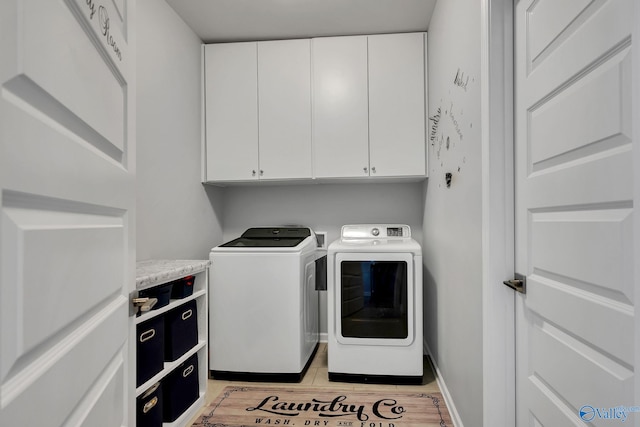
[{"xmin": 428, "ymin": 66, "xmax": 476, "ymax": 189}]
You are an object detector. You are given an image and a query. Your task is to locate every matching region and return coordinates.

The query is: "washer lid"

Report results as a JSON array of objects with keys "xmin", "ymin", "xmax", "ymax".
[{"xmin": 220, "ymin": 227, "xmax": 311, "ymax": 248}]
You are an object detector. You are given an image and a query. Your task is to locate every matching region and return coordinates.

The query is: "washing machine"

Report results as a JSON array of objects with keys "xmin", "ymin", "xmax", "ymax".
[
  {"xmin": 327, "ymin": 224, "xmax": 423, "ymax": 384},
  {"xmin": 209, "ymin": 227, "xmax": 322, "ymax": 382}
]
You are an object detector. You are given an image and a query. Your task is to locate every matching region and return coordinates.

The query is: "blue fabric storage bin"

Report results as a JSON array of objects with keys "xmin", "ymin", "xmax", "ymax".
[
  {"xmin": 137, "ymin": 382, "xmax": 162, "ymax": 427},
  {"xmin": 139, "ymin": 282, "xmax": 173, "ymax": 310},
  {"xmin": 136, "ymin": 315, "xmax": 164, "ymax": 386},
  {"xmin": 164, "ymin": 300, "xmax": 198, "ymax": 361},
  {"xmin": 163, "ymin": 353, "xmax": 199, "ymax": 422},
  {"xmin": 170, "ymin": 275, "xmax": 195, "ymax": 299}
]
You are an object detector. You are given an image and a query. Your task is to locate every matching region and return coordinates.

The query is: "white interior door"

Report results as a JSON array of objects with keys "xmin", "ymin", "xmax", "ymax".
[
  {"xmin": 514, "ymin": 0, "xmax": 634, "ymax": 425},
  {"xmin": 1, "ymin": 0, "xmax": 135, "ymax": 426}
]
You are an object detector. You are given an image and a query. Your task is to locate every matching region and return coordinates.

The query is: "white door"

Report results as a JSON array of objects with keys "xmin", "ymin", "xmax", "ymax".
[
  {"xmin": 514, "ymin": 0, "xmax": 634, "ymax": 425},
  {"xmin": 1, "ymin": 0, "xmax": 135, "ymax": 426}
]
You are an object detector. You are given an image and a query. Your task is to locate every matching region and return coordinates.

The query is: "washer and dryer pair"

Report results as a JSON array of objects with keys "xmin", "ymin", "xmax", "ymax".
[{"xmin": 209, "ymin": 224, "xmax": 422, "ymax": 385}]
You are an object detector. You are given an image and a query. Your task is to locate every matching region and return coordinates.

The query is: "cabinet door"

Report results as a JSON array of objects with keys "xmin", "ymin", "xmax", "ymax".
[
  {"xmin": 368, "ymin": 33, "xmax": 426, "ymax": 177},
  {"xmin": 258, "ymin": 39, "xmax": 312, "ymax": 179},
  {"xmin": 312, "ymin": 36, "xmax": 369, "ymax": 178},
  {"xmin": 204, "ymin": 43, "xmax": 259, "ymax": 181}
]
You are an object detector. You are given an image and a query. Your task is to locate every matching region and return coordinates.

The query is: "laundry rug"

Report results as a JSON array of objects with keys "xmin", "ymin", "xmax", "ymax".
[{"xmin": 192, "ymin": 386, "xmax": 452, "ymax": 427}]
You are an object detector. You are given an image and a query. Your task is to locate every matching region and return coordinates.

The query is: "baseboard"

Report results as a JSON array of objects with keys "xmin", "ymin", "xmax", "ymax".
[
  {"xmin": 424, "ymin": 341, "xmax": 464, "ymax": 427},
  {"xmin": 319, "ymin": 332, "xmax": 328, "ymax": 343}
]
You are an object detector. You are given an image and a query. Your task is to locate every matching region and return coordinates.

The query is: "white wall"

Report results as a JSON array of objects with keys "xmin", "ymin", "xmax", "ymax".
[
  {"xmin": 423, "ymin": 0, "xmax": 483, "ymax": 424},
  {"xmin": 136, "ymin": 0, "xmax": 224, "ymax": 260},
  {"xmin": 221, "ymin": 182, "xmax": 425, "ymax": 335}
]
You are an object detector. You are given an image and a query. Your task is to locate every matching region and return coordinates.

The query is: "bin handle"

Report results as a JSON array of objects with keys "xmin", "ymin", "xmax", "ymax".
[
  {"xmin": 183, "ymin": 365, "xmax": 194, "ymax": 377},
  {"xmin": 139, "ymin": 329, "xmax": 155, "ymax": 343},
  {"xmin": 181, "ymin": 309, "xmax": 193, "ymax": 321},
  {"xmin": 143, "ymin": 396, "xmax": 158, "ymax": 414}
]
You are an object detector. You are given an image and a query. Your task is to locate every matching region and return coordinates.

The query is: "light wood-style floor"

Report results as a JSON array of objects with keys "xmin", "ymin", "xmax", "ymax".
[{"xmin": 187, "ymin": 343, "xmax": 442, "ymax": 425}]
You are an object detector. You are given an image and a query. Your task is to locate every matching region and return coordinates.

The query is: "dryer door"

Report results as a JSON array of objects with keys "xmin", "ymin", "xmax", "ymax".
[{"xmin": 334, "ymin": 252, "xmax": 415, "ymax": 346}]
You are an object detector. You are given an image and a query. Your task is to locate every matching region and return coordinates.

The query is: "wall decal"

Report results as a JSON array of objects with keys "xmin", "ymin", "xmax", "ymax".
[
  {"xmin": 429, "ymin": 107, "xmax": 442, "ymax": 145},
  {"xmin": 448, "ymin": 102, "xmax": 464, "ymax": 141},
  {"xmin": 428, "ymin": 67, "xmax": 477, "ymax": 190},
  {"xmin": 454, "ymin": 68, "xmax": 470, "ymax": 91}
]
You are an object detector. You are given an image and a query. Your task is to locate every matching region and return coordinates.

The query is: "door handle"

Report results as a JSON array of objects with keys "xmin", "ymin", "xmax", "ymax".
[{"xmin": 503, "ymin": 273, "xmax": 526, "ymax": 294}]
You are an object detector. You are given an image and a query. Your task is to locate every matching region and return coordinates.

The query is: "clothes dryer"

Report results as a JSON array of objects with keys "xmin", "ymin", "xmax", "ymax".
[{"xmin": 327, "ymin": 224, "xmax": 423, "ymax": 384}]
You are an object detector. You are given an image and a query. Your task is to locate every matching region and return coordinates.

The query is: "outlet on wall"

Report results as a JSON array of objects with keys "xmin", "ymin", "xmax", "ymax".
[{"xmin": 315, "ymin": 231, "xmax": 328, "ymax": 249}]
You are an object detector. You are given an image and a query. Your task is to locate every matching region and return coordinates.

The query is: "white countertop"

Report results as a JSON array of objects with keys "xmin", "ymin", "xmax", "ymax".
[{"xmin": 136, "ymin": 259, "xmax": 210, "ymax": 290}]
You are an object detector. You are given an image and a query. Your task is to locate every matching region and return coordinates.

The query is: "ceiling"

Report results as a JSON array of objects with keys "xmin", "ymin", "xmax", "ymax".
[{"xmin": 165, "ymin": 0, "xmax": 437, "ymax": 44}]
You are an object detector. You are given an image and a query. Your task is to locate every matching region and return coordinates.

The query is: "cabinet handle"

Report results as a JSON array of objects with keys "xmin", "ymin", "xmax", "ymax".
[
  {"xmin": 363, "ymin": 167, "xmax": 368, "ymax": 174},
  {"xmin": 252, "ymin": 170, "xmax": 256, "ymax": 177},
  {"xmin": 371, "ymin": 166, "xmax": 377, "ymax": 174},
  {"xmin": 260, "ymin": 170, "xmax": 264, "ymax": 176}
]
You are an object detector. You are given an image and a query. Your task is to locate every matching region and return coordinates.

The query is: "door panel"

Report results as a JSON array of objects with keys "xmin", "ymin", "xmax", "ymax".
[
  {"xmin": 526, "ymin": 0, "xmax": 631, "ymax": 75},
  {"xmin": 21, "ymin": 0, "xmax": 126, "ymax": 155},
  {"xmin": 2, "ymin": 206, "xmax": 124, "ymax": 363},
  {"xmin": 1, "ymin": 302, "xmax": 127, "ymax": 426},
  {"xmin": 1, "ymin": 0, "xmax": 134, "ymax": 425},
  {"xmin": 531, "ymin": 208, "xmax": 633, "ymax": 301},
  {"xmin": 526, "ymin": 273, "xmax": 633, "ymax": 366},
  {"xmin": 527, "ymin": 0, "xmax": 591, "ymax": 64},
  {"xmin": 515, "ymin": 0, "xmax": 633, "ymax": 425},
  {"xmin": 529, "ymin": 51, "xmax": 631, "ymax": 169}
]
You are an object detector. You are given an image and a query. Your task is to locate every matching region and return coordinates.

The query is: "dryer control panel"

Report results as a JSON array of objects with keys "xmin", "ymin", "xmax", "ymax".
[{"xmin": 341, "ymin": 224, "xmax": 411, "ymax": 239}]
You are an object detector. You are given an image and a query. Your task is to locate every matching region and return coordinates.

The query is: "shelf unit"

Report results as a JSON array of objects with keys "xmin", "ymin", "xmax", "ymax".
[{"xmin": 135, "ymin": 260, "xmax": 209, "ymax": 427}]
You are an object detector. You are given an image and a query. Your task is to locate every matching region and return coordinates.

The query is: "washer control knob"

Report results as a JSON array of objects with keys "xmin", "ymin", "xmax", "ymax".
[{"xmin": 371, "ymin": 228, "xmax": 380, "ymax": 236}]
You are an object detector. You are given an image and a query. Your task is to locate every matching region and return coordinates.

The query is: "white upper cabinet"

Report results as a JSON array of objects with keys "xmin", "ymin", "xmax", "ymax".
[
  {"xmin": 312, "ymin": 33, "xmax": 427, "ymax": 179},
  {"xmin": 368, "ymin": 33, "xmax": 426, "ymax": 177},
  {"xmin": 203, "ymin": 33, "xmax": 427, "ymax": 183},
  {"xmin": 258, "ymin": 39, "xmax": 312, "ymax": 180},
  {"xmin": 204, "ymin": 42, "xmax": 259, "ymax": 181},
  {"xmin": 312, "ymin": 36, "xmax": 370, "ymax": 178},
  {"xmin": 204, "ymin": 40, "xmax": 312, "ymax": 182}
]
